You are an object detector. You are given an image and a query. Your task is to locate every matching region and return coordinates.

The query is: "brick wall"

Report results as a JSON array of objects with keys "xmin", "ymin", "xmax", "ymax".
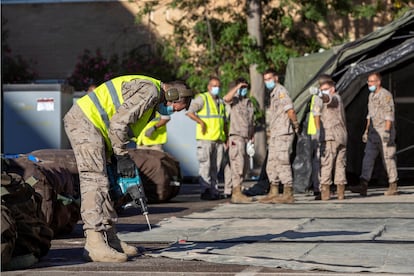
[
  {"xmin": 2, "ymin": 1, "xmax": 408, "ymax": 81},
  {"xmin": 2, "ymin": 2, "xmax": 158, "ymax": 80}
]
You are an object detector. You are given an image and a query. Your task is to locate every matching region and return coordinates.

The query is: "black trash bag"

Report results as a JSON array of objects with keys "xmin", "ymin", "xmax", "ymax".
[
  {"xmin": 292, "ymin": 133, "xmax": 313, "ymax": 193},
  {"xmin": 243, "ymin": 151, "xmax": 269, "ymax": 196}
]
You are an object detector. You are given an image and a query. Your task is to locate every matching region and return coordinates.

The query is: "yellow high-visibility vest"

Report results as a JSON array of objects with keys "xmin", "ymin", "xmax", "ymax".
[
  {"xmin": 195, "ymin": 93, "xmax": 226, "ymax": 141},
  {"xmin": 135, "ymin": 112, "xmax": 167, "ymax": 146},
  {"xmin": 76, "ymin": 75, "xmax": 161, "ymax": 154},
  {"xmin": 307, "ymin": 95, "xmax": 317, "ymax": 135}
]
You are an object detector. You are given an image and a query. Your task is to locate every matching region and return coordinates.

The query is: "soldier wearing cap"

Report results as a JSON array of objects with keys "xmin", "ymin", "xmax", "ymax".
[{"xmin": 64, "ymin": 75, "xmax": 193, "ymax": 263}]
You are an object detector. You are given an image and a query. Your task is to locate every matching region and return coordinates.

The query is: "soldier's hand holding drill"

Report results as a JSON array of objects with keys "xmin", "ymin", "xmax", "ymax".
[{"xmin": 116, "ymin": 155, "xmax": 137, "ymax": 178}]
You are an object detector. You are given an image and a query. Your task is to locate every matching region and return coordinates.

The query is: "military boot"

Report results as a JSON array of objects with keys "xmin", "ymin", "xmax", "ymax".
[
  {"xmin": 107, "ymin": 227, "xmax": 139, "ymax": 257},
  {"xmin": 259, "ymin": 183, "xmax": 292, "ymax": 204},
  {"xmin": 349, "ymin": 179, "xmax": 368, "ymax": 196},
  {"xmin": 258, "ymin": 183, "xmax": 279, "ymax": 202},
  {"xmin": 259, "ymin": 194, "xmax": 290, "ymax": 204},
  {"xmin": 282, "ymin": 186, "xmax": 295, "ymax": 203},
  {"xmin": 230, "ymin": 186, "xmax": 253, "ymax": 204},
  {"xmin": 384, "ymin": 181, "xmax": 398, "ymax": 196},
  {"xmin": 320, "ymin": 184, "xmax": 330, "ymax": 201},
  {"xmin": 83, "ymin": 230, "xmax": 128, "ymax": 262},
  {"xmin": 337, "ymin": 184, "xmax": 345, "ymax": 200}
]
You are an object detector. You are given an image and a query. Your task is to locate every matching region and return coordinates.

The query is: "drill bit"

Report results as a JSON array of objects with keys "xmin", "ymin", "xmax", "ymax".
[{"xmin": 144, "ymin": 213, "xmax": 152, "ymax": 231}]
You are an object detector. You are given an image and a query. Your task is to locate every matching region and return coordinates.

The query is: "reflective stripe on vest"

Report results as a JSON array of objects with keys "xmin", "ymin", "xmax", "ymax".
[
  {"xmin": 196, "ymin": 93, "xmax": 226, "ymax": 141},
  {"xmin": 307, "ymin": 95, "xmax": 317, "ymax": 135},
  {"xmin": 135, "ymin": 113, "xmax": 167, "ymax": 146},
  {"xmin": 76, "ymin": 75, "xmax": 161, "ymax": 153}
]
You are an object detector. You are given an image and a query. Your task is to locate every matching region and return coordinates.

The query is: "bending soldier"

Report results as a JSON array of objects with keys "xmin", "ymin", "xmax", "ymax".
[{"xmin": 64, "ymin": 75, "xmax": 193, "ymax": 262}]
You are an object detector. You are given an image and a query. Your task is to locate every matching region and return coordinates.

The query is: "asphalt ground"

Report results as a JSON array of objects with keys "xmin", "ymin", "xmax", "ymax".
[{"xmin": 2, "ymin": 180, "xmax": 413, "ymax": 276}]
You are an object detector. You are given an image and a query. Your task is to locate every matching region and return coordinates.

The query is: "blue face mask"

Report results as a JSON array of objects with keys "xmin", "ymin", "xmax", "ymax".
[
  {"xmin": 158, "ymin": 103, "xmax": 174, "ymax": 115},
  {"xmin": 265, "ymin": 80, "xmax": 275, "ymax": 90},
  {"xmin": 211, "ymin": 86, "xmax": 220, "ymax": 96},
  {"xmin": 368, "ymin": 85, "xmax": 376, "ymax": 92},
  {"xmin": 238, "ymin": 88, "xmax": 248, "ymax": 97}
]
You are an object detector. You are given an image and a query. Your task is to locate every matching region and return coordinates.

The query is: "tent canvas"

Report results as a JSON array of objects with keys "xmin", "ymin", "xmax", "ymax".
[{"xmin": 283, "ymin": 10, "xmax": 414, "ymax": 192}]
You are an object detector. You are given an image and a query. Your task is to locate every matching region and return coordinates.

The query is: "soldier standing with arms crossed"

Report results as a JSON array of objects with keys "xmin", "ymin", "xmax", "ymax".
[
  {"xmin": 260, "ymin": 69, "xmax": 300, "ymax": 204},
  {"xmin": 349, "ymin": 72, "xmax": 398, "ymax": 196}
]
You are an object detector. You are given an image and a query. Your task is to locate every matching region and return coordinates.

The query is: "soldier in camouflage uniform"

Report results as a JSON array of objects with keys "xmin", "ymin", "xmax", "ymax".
[
  {"xmin": 260, "ymin": 69, "xmax": 300, "ymax": 204},
  {"xmin": 222, "ymin": 77, "xmax": 255, "ymax": 204},
  {"xmin": 311, "ymin": 75, "xmax": 347, "ymax": 200},
  {"xmin": 64, "ymin": 76, "xmax": 193, "ymax": 263},
  {"xmin": 349, "ymin": 72, "xmax": 398, "ymax": 196}
]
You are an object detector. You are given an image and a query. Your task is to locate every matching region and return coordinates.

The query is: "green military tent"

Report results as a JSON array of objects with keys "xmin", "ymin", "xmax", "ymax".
[{"xmin": 285, "ymin": 10, "xmax": 414, "ymax": 192}]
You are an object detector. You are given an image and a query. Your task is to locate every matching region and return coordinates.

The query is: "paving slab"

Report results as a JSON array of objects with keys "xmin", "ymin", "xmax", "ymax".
[{"xmin": 119, "ymin": 186, "xmax": 414, "ymax": 273}]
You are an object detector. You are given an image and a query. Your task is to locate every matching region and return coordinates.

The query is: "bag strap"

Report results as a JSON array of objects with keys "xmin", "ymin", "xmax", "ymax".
[{"xmin": 56, "ymin": 194, "xmax": 81, "ymax": 206}]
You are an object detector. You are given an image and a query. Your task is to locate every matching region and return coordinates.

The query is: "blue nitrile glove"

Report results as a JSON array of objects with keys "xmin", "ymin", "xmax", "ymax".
[{"xmin": 115, "ymin": 155, "xmax": 136, "ymax": 178}]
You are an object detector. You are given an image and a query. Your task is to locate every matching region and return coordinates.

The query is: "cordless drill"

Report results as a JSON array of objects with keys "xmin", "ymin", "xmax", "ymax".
[{"xmin": 108, "ymin": 166, "xmax": 151, "ymax": 230}]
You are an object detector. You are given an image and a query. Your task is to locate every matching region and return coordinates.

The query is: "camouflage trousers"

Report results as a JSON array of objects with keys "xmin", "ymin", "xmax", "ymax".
[
  {"xmin": 319, "ymin": 140, "xmax": 347, "ymax": 186},
  {"xmin": 196, "ymin": 140, "xmax": 224, "ymax": 195},
  {"xmin": 223, "ymin": 161, "xmax": 232, "ymax": 195},
  {"xmin": 227, "ymin": 135, "xmax": 249, "ymax": 189},
  {"xmin": 64, "ymin": 104, "xmax": 118, "ymax": 232},
  {"xmin": 266, "ymin": 134, "xmax": 294, "ymax": 186}
]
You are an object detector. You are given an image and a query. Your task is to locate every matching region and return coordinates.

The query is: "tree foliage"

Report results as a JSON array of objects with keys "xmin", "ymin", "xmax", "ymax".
[
  {"xmin": 67, "ymin": 45, "xmax": 176, "ymax": 91},
  {"xmin": 135, "ymin": 0, "xmax": 411, "ymax": 94},
  {"xmin": 67, "ymin": 49, "xmax": 116, "ymax": 91},
  {"xmin": 2, "ymin": 18, "xmax": 37, "ymax": 84}
]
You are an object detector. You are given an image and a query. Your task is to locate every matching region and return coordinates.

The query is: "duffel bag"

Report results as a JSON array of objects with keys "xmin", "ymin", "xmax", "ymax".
[{"xmin": 128, "ymin": 149, "xmax": 181, "ymax": 203}]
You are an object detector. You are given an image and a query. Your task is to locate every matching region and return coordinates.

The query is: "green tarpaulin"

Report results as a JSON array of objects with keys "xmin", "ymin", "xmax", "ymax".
[{"xmin": 284, "ymin": 10, "xmax": 414, "ymax": 191}]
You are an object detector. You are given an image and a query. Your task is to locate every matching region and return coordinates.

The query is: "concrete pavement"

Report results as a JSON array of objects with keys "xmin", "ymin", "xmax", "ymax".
[
  {"xmin": 2, "ymin": 183, "xmax": 414, "ymax": 275},
  {"xmin": 120, "ymin": 185, "xmax": 414, "ymax": 274}
]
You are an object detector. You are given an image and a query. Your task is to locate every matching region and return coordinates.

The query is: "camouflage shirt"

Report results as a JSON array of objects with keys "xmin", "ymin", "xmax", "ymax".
[
  {"xmin": 109, "ymin": 79, "xmax": 159, "ymax": 155},
  {"xmin": 268, "ymin": 84, "xmax": 294, "ymax": 137},
  {"xmin": 227, "ymin": 96, "xmax": 254, "ymax": 139},
  {"xmin": 313, "ymin": 93, "xmax": 347, "ymax": 145}
]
